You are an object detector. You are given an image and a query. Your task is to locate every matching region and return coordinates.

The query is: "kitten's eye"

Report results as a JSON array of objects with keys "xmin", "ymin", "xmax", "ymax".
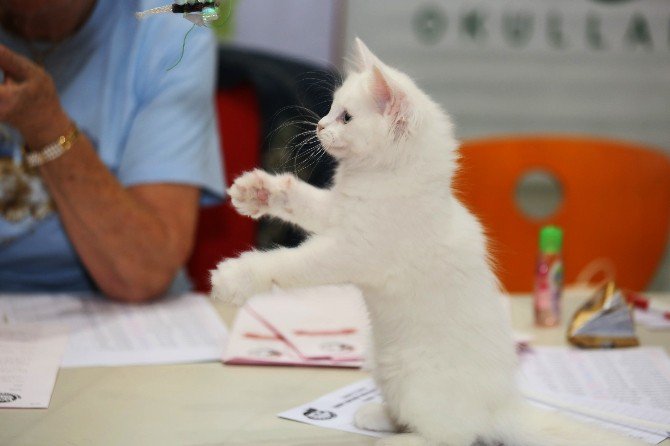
[{"xmin": 341, "ymin": 111, "xmax": 353, "ymax": 124}]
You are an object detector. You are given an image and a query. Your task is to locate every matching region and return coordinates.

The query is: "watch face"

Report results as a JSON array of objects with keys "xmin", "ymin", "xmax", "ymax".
[{"xmin": 303, "ymin": 408, "xmax": 337, "ymax": 421}]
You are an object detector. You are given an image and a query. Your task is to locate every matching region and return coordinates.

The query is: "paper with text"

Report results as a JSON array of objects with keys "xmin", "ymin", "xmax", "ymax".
[
  {"xmin": 518, "ymin": 347, "xmax": 670, "ymax": 437},
  {"xmin": 279, "ymin": 377, "xmax": 667, "ymax": 444},
  {"xmin": 0, "ymin": 323, "xmax": 68, "ymax": 408},
  {"xmin": 278, "ymin": 378, "xmax": 385, "ymax": 437},
  {"xmin": 0, "ymin": 293, "xmax": 228, "ymax": 368}
]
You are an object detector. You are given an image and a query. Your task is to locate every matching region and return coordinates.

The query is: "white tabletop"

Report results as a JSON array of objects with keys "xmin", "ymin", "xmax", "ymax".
[{"xmin": 1, "ymin": 293, "xmax": 668, "ymax": 446}]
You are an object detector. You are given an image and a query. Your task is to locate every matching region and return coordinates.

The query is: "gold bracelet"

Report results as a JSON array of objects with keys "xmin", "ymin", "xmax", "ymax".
[{"xmin": 23, "ymin": 124, "xmax": 80, "ymax": 168}]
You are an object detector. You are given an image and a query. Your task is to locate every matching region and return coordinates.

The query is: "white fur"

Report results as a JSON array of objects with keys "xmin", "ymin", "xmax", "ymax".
[{"xmin": 211, "ymin": 39, "xmax": 646, "ymax": 446}]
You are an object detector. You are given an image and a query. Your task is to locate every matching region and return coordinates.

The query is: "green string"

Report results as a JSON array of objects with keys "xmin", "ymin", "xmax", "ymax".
[{"xmin": 167, "ymin": 23, "xmax": 196, "ymax": 71}]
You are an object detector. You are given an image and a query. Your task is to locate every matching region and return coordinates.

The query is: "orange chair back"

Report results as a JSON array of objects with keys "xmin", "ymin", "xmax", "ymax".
[{"xmin": 454, "ymin": 136, "xmax": 670, "ymax": 292}]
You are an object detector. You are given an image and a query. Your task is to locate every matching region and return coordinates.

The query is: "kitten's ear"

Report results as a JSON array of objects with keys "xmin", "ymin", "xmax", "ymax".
[
  {"xmin": 370, "ymin": 65, "xmax": 415, "ymax": 139},
  {"xmin": 353, "ymin": 37, "xmax": 380, "ymax": 72},
  {"xmin": 370, "ymin": 65, "xmax": 393, "ymax": 113}
]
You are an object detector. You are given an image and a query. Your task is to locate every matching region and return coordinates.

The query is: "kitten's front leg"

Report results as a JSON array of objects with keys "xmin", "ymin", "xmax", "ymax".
[
  {"xmin": 229, "ymin": 169, "xmax": 333, "ymax": 234},
  {"xmin": 211, "ymin": 239, "xmax": 355, "ymax": 306}
]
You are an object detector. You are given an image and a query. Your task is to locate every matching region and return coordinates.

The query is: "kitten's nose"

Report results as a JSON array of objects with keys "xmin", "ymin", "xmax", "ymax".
[{"xmin": 317, "ymin": 122, "xmax": 325, "ymax": 132}]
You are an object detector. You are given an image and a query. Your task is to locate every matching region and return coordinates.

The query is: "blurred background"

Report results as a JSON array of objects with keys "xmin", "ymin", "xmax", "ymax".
[{"xmin": 191, "ymin": 0, "xmax": 670, "ymax": 293}]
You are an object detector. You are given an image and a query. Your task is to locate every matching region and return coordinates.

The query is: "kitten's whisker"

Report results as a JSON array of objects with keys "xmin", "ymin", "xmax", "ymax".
[
  {"xmin": 279, "ymin": 134, "xmax": 319, "ymax": 161},
  {"xmin": 276, "ymin": 134, "xmax": 320, "ymax": 171},
  {"xmin": 266, "ymin": 118, "xmax": 319, "ymax": 135},
  {"xmin": 264, "ymin": 120, "xmax": 319, "ymax": 151},
  {"xmin": 297, "ymin": 71, "xmax": 342, "ymax": 90},
  {"xmin": 286, "ymin": 137, "xmax": 321, "ymax": 172},
  {"xmin": 281, "ymin": 130, "xmax": 319, "ymax": 149},
  {"xmin": 290, "ymin": 140, "xmax": 326, "ymax": 175},
  {"xmin": 298, "ymin": 78, "xmax": 337, "ymax": 97}
]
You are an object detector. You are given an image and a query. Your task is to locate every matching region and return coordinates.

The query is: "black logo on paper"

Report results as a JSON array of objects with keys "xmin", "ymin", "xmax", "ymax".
[
  {"xmin": 0, "ymin": 393, "xmax": 21, "ymax": 403},
  {"xmin": 303, "ymin": 408, "xmax": 337, "ymax": 421}
]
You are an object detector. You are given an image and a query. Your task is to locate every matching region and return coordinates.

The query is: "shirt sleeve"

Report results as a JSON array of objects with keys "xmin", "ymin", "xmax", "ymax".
[{"xmin": 117, "ymin": 20, "xmax": 226, "ymax": 205}]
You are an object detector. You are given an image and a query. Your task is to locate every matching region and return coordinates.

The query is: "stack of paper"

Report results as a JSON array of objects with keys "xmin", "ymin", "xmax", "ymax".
[
  {"xmin": 0, "ymin": 293, "xmax": 228, "ymax": 367},
  {"xmin": 224, "ymin": 285, "xmax": 368, "ymax": 367},
  {"xmin": 518, "ymin": 347, "xmax": 670, "ymax": 443}
]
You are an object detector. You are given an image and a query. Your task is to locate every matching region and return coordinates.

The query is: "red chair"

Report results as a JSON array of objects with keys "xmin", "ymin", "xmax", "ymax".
[{"xmin": 186, "ymin": 84, "xmax": 261, "ymax": 292}]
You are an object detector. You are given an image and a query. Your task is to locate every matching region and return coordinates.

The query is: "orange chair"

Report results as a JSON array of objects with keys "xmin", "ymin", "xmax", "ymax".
[{"xmin": 454, "ymin": 135, "xmax": 670, "ymax": 293}]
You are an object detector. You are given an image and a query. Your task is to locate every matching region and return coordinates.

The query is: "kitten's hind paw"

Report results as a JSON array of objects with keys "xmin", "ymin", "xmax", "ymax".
[
  {"xmin": 354, "ymin": 402, "xmax": 397, "ymax": 433},
  {"xmin": 228, "ymin": 169, "xmax": 291, "ymax": 219}
]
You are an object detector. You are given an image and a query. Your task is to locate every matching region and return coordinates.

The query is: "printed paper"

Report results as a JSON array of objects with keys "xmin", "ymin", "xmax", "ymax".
[
  {"xmin": 0, "ymin": 293, "xmax": 228, "ymax": 367},
  {"xmin": 0, "ymin": 323, "xmax": 68, "ymax": 408}
]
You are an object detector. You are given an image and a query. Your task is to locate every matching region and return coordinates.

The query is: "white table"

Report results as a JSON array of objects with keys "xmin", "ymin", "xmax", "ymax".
[{"xmin": 1, "ymin": 294, "xmax": 668, "ymax": 446}]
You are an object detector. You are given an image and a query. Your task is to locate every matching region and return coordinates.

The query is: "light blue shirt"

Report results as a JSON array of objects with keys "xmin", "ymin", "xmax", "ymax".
[{"xmin": 0, "ymin": 0, "xmax": 225, "ymax": 293}]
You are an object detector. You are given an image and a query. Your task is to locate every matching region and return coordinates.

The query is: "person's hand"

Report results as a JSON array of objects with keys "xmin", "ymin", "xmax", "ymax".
[{"xmin": 0, "ymin": 44, "xmax": 70, "ymax": 150}]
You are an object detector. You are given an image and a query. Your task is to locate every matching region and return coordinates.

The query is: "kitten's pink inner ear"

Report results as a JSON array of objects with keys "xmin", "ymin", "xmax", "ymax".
[{"xmin": 371, "ymin": 65, "xmax": 393, "ymax": 113}]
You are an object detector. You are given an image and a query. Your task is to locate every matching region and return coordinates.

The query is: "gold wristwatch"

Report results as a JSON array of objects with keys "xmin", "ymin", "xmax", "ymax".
[{"xmin": 23, "ymin": 123, "xmax": 80, "ymax": 168}]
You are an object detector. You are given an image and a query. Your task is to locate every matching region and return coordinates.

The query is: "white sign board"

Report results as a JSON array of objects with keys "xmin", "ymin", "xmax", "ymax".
[{"xmin": 346, "ymin": 0, "xmax": 670, "ymax": 148}]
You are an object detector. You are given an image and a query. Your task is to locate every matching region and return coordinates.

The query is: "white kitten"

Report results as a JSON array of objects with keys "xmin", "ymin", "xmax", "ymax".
[{"xmin": 211, "ymin": 39, "xmax": 646, "ymax": 446}]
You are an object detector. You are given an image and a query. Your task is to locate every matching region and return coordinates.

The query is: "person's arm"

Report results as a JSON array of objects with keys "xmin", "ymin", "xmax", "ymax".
[{"xmin": 0, "ymin": 45, "xmax": 199, "ymax": 302}]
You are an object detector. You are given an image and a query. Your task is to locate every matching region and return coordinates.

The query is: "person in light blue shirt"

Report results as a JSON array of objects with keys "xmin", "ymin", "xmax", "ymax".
[{"xmin": 0, "ymin": 0, "xmax": 225, "ymax": 300}]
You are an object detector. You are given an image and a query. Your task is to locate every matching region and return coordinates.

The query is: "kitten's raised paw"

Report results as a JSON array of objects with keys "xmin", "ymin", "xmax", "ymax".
[
  {"xmin": 228, "ymin": 170, "xmax": 291, "ymax": 219},
  {"xmin": 354, "ymin": 402, "xmax": 397, "ymax": 433},
  {"xmin": 210, "ymin": 259, "xmax": 256, "ymax": 306}
]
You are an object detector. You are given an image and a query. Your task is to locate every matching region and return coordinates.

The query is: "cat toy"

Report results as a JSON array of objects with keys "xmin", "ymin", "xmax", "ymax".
[
  {"xmin": 135, "ymin": 1, "xmax": 221, "ymax": 27},
  {"xmin": 136, "ymin": 1, "xmax": 224, "ymax": 70}
]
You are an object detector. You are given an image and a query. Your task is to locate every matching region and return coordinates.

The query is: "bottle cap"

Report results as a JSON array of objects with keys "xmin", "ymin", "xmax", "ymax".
[{"xmin": 539, "ymin": 225, "xmax": 563, "ymax": 254}]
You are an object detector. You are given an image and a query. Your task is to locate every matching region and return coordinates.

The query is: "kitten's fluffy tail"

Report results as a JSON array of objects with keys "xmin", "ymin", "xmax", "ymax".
[{"xmin": 492, "ymin": 402, "xmax": 649, "ymax": 446}]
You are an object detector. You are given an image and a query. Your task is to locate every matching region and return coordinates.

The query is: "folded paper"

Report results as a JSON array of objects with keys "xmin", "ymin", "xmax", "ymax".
[
  {"xmin": 223, "ymin": 285, "xmax": 368, "ymax": 367},
  {"xmin": 568, "ymin": 282, "xmax": 639, "ymax": 348}
]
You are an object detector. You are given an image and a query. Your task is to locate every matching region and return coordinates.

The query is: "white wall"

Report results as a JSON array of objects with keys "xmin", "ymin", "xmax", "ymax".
[
  {"xmin": 233, "ymin": 0, "xmax": 344, "ymax": 66},
  {"xmin": 346, "ymin": 0, "xmax": 670, "ymax": 150}
]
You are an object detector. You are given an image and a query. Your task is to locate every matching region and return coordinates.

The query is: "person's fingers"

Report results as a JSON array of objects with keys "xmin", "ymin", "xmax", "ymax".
[
  {"xmin": 0, "ymin": 45, "xmax": 34, "ymax": 81},
  {"xmin": 0, "ymin": 81, "xmax": 21, "ymax": 118},
  {"xmin": 0, "ymin": 83, "xmax": 17, "ymax": 102}
]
